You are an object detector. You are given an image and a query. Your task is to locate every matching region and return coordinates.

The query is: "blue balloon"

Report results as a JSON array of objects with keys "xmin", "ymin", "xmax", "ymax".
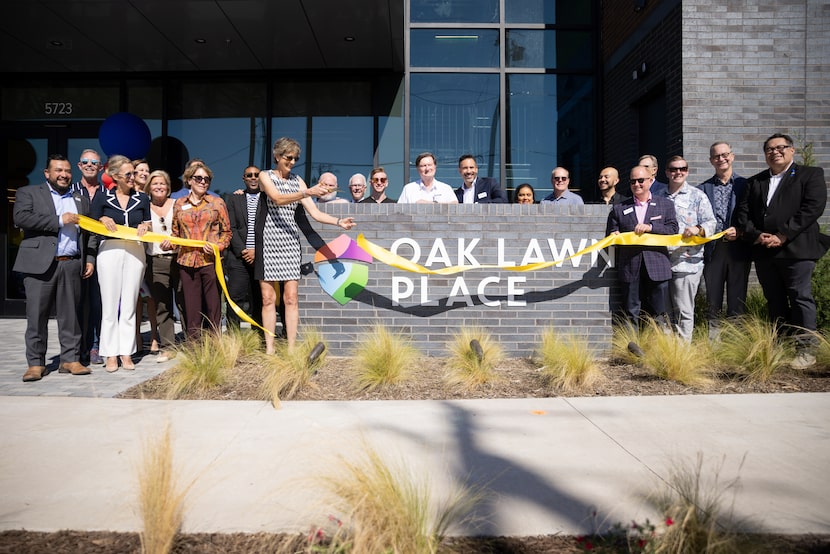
[{"xmin": 98, "ymin": 112, "xmax": 152, "ymax": 160}]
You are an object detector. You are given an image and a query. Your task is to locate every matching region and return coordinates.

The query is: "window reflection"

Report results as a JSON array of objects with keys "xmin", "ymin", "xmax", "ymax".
[
  {"xmin": 410, "ymin": 29, "xmax": 500, "ymax": 68},
  {"xmin": 411, "ymin": 0, "xmax": 498, "ymax": 23},
  {"xmin": 506, "ymin": 74, "xmax": 593, "ymax": 198},
  {"xmin": 409, "ymin": 73, "xmax": 500, "ymax": 183},
  {"xmin": 168, "ymin": 117, "xmax": 268, "ymax": 194},
  {"xmin": 310, "ymin": 117, "xmax": 373, "ymax": 193},
  {"xmin": 505, "ymin": 0, "xmax": 593, "ymax": 24}
]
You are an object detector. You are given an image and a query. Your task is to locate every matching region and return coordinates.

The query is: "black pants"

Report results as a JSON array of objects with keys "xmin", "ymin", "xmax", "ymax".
[
  {"xmin": 755, "ymin": 257, "xmax": 817, "ymax": 340},
  {"xmin": 224, "ymin": 253, "xmax": 263, "ymax": 331}
]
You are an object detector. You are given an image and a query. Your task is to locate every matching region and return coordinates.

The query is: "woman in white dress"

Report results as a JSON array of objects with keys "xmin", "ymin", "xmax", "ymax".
[{"xmin": 256, "ymin": 137, "xmax": 356, "ymax": 353}]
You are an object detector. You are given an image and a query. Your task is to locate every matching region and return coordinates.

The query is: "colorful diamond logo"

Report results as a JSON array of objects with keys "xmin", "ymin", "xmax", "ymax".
[{"xmin": 314, "ymin": 234, "xmax": 372, "ymax": 305}]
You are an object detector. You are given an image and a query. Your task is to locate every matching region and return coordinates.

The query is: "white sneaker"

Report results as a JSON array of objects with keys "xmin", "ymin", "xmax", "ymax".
[{"xmin": 791, "ymin": 352, "xmax": 816, "ymax": 370}]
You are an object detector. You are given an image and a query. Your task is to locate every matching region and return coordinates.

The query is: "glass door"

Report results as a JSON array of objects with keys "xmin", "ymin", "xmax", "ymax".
[{"xmin": 1, "ymin": 122, "xmax": 100, "ymax": 316}]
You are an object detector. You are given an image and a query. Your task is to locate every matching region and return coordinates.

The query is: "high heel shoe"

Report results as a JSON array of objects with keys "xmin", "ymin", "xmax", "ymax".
[
  {"xmin": 105, "ymin": 357, "xmax": 119, "ymax": 373},
  {"xmin": 120, "ymin": 356, "xmax": 136, "ymax": 370}
]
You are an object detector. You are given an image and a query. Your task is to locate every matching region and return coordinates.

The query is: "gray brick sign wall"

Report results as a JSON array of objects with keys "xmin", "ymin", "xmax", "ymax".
[{"xmin": 293, "ymin": 203, "xmax": 617, "ymax": 358}]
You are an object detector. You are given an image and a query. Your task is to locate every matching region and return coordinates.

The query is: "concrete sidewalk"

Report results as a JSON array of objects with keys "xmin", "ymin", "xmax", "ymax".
[
  {"xmin": 1, "ymin": 394, "xmax": 828, "ymax": 537},
  {"xmin": 0, "ymin": 317, "xmax": 828, "ymax": 538}
]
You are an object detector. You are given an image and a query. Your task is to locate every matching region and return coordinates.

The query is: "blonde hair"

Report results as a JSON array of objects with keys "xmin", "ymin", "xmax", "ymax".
[{"xmin": 144, "ymin": 170, "xmax": 171, "ymax": 196}]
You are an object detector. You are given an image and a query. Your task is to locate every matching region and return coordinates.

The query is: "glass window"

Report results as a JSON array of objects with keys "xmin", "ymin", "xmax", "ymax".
[
  {"xmin": 505, "ymin": 0, "xmax": 592, "ymax": 24},
  {"xmin": 506, "ymin": 74, "xmax": 594, "ymax": 198},
  {"xmin": 411, "ymin": 0, "xmax": 499, "ymax": 23},
  {"xmin": 410, "ymin": 29, "xmax": 499, "ymax": 68},
  {"xmin": 167, "ymin": 81, "xmax": 268, "ymax": 194},
  {"xmin": 506, "ymin": 30, "xmax": 592, "ymax": 70},
  {"xmin": 377, "ymin": 115, "xmax": 405, "ymax": 199},
  {"xmin": 167, "ymin": 117, "xmax": 268, "ymax": 195},
  {"xmin": 375, "ymin": 79, "xmax": 405, "ymax": 196},
  {"xmin": 309, "ymin": 116, "xmax": 374, "ymax": 195},
  {"xmin": 409, "ymin": 73, "xmax": 500, "ymax": 183}
]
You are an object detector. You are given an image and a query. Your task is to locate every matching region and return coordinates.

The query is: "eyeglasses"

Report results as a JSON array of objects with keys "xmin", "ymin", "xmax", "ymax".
[
  {"xmin": 552, "ymin": 176, "xmax": 569, "ymax": 182},
  {"xmin": 350, "ymin": 183, "xmax": 365, "ymax": 188},
  {"xmin": 80, "ymin": 158, "xmax": 101, "ymax": 166},
  {"xmin": 117, "ymin": 172, "xmax": 136, "ymax": 180},
  {"xmin": 282, "ymin": 155, "xmax": 300, "ymax": 163},
  {"xmin": 158, "ymin": 216, "xmax": 167, "ymax": 232},
  {"xmin": 710, "ymin": 152, "xmax": 732, "ymax": 161},
  {"xmin": 764, "ymin": 144, "xmax": 792, "ymax": 154},
  {"xmin": 372, "ymin": 177, "xmax": 388, "ymax": 183},
  {"xmin": 629, "ymin": 177, "xmax": 648, "ymax": 185},
  {"xmin": 244, "ymin": 172, "xmax": 259, "ymax": 178},
  {"xmin": 668, "ymin": 166, "xmax": 688, "ymax": 173},
  {"xmin": 191, "ymin": 175, "xmax": 211, "ymax": 184}
]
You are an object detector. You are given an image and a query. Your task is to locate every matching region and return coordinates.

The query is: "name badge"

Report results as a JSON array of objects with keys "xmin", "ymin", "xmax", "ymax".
[
  {"xmin": 477, "ymin": 192, "xmax": 487, "ymax": 199},
  {"xmin": 181, "ymin": 203, "xmax": 192, "ymax": 211},
  {"xmin": 650, "ymin": 215, "xmax": 662, "ymax": 221},
  {"xmin": 623, "ymin": 207, "xmax": 634, "ymax": 215}
]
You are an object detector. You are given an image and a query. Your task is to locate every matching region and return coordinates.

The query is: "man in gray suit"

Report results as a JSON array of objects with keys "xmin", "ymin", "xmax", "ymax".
[{"xmin": 14, "ymin": 154, "xmax": 96, "ymax": 381}]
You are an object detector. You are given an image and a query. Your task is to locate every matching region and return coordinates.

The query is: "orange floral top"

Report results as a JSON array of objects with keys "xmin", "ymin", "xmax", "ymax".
[{"xmin": 171, "ymin": 194, "xmax": 231, "ymax": 268}]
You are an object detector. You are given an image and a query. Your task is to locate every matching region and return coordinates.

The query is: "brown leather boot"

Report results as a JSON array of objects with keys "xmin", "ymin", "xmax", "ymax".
[
  {"xmin": 22, "ymin": 366, "xmax": 47, "ymax": 382},
  {"xmin": 59, "ymin": 361, "xmax": 92, "ymax": 375}
]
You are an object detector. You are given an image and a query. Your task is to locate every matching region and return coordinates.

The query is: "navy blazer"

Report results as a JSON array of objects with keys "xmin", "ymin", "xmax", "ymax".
[
  {"xmin": 90, "ymin": 188, "xmax": 151, "ymax": 228},
  {"xmin": 606, "ymin": 195, "xmax": 678, "ymax": 283},
  {"xmin": 699, "ymin": 173, "xmax": 750, "ymax": 262},
  {"xmin": 733, "ymin": 164, "xmax": 828, "ymax": 261},
  {"xmin": 12, "ymin": 183, "xmax": 95, "ymax": 275},
  {"xmin": 454, "ymin": 177, "xmax": 507, "ymax": 204}
]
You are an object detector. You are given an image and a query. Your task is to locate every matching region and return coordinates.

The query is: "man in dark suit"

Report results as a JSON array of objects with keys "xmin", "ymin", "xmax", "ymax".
[
  {"xmin": 606, "ymin": 165, "xmax": 679, "ymax": 327},
  {"xmin": 13, "ymin": 154, "xmax": 95, "ymax": 381},
  {"xmin": 733, "ymin": 133, "xmax": 828, "ymax": 369},
  {"xmin": 454, "ymin": 154, "xmax": 507, "ymax": 204},
  {"xmin": 699, "ymin": 141, "xmax": 751, "ymax": 338},
  {"xmin": 225, "ymin": 166, "xmax": 264, "ymax": 332}
]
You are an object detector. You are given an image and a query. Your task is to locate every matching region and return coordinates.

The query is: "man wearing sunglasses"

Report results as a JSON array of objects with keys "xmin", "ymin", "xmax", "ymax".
[
  {"xmin": 541, "ymin": 167, "xmax": 584, "ymax": 205},
  {"xmin": 361, "ymin": 167, "xmax": 396, "ymax": 203},
  {"xmin": 225, "ymin": 166, "xmax": 265, "ymax": 332},
  {"xmin": 733, "ymin": 133, "xmax": 829, "ymax": 369},
  {"xmin": 606, "ymin": 165, "xmax": 678, "ymax": 329},
  {"xmin": 70, "ymin": 149, "xmax": 106, "ymax": 365},
  {"xmin": 454, "ymin": 154, "xmax": 506, "ymax": 204},
  {"xmin": 653, "ymin": 156, "xmax": 716, "ymax": 342}
]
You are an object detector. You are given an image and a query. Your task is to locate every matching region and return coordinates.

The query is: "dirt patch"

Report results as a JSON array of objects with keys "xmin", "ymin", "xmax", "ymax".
[{"xmin": 117, "ymin": 356, "xmax": 830, "ymax": 401}]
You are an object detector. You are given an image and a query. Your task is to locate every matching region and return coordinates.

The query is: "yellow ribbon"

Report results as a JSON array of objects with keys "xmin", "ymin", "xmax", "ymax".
[
  {"xmin": 356, "ymin": 231, "xmax": 726, "ymax": 275},
  {"xmin": 78, "ymin": 215, "xmax": 271, "ymax": 335}
]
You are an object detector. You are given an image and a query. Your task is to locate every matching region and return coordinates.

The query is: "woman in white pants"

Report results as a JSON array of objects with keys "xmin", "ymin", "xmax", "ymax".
[{"xmin": 91, "ymin": 155, "xmax": 151, "ymax": 372}]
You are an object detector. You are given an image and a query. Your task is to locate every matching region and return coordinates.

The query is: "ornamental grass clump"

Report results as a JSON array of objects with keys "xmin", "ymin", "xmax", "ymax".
[
  {"xmin": 166, "ymin": 329, "xmax": 240, "ymax": 398},
  {"xmin": 711, "ymin": 315, "xmax": 791, "ymax": 383},
  {"xmin": 816, "ymin": 331, "xmax": 830, "ymax": 369},
  {"xmin": 640, "ymin": 319, "xmax": 715, "ymax": 386},
  {"xmin": 137, "ymin": 424, "xmax": 191, "ymax": 554},
  {"xmin": 650, "ymin": 453, "xmax": 743, "ymax": 554},
  {"xmin": 610, "ymin": 320, "xmax": 645, "ymax": 364},
  {"xmin": 351, "ymin": 324, "xmax": 419, "ymax": 392},
  {"xmin": 445, "ymin": 326, "xmax": 504, "ymax": 389},
  {"xmin": 259, "ymin": 327, "xmax": 327, "ymax": 408},
  {"xmin": 319, "ymin": 443, "xmax": 480, "ymax": 554},
  {"xmin": 537, "ymin": 327, "xmax": 602, "ymax": 393}
]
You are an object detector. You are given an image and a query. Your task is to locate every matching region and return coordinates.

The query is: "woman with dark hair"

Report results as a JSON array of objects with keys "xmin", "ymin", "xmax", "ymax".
[
  {"xmin": 92, "ymin": 155, "xmax": 151, "ymax": 372},
  {"xmin": 256, "ymin": 137, "xmax": 356, "ymax": 353},
  {"xmin": 513, "ymin": 183, "xmax": 536, "ymax": 204}
]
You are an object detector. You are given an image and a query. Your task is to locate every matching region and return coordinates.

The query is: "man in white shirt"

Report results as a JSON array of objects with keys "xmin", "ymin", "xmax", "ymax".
[{"xmin": 398, "ymin": 152, "xmax": 458, "ymax": 204}]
